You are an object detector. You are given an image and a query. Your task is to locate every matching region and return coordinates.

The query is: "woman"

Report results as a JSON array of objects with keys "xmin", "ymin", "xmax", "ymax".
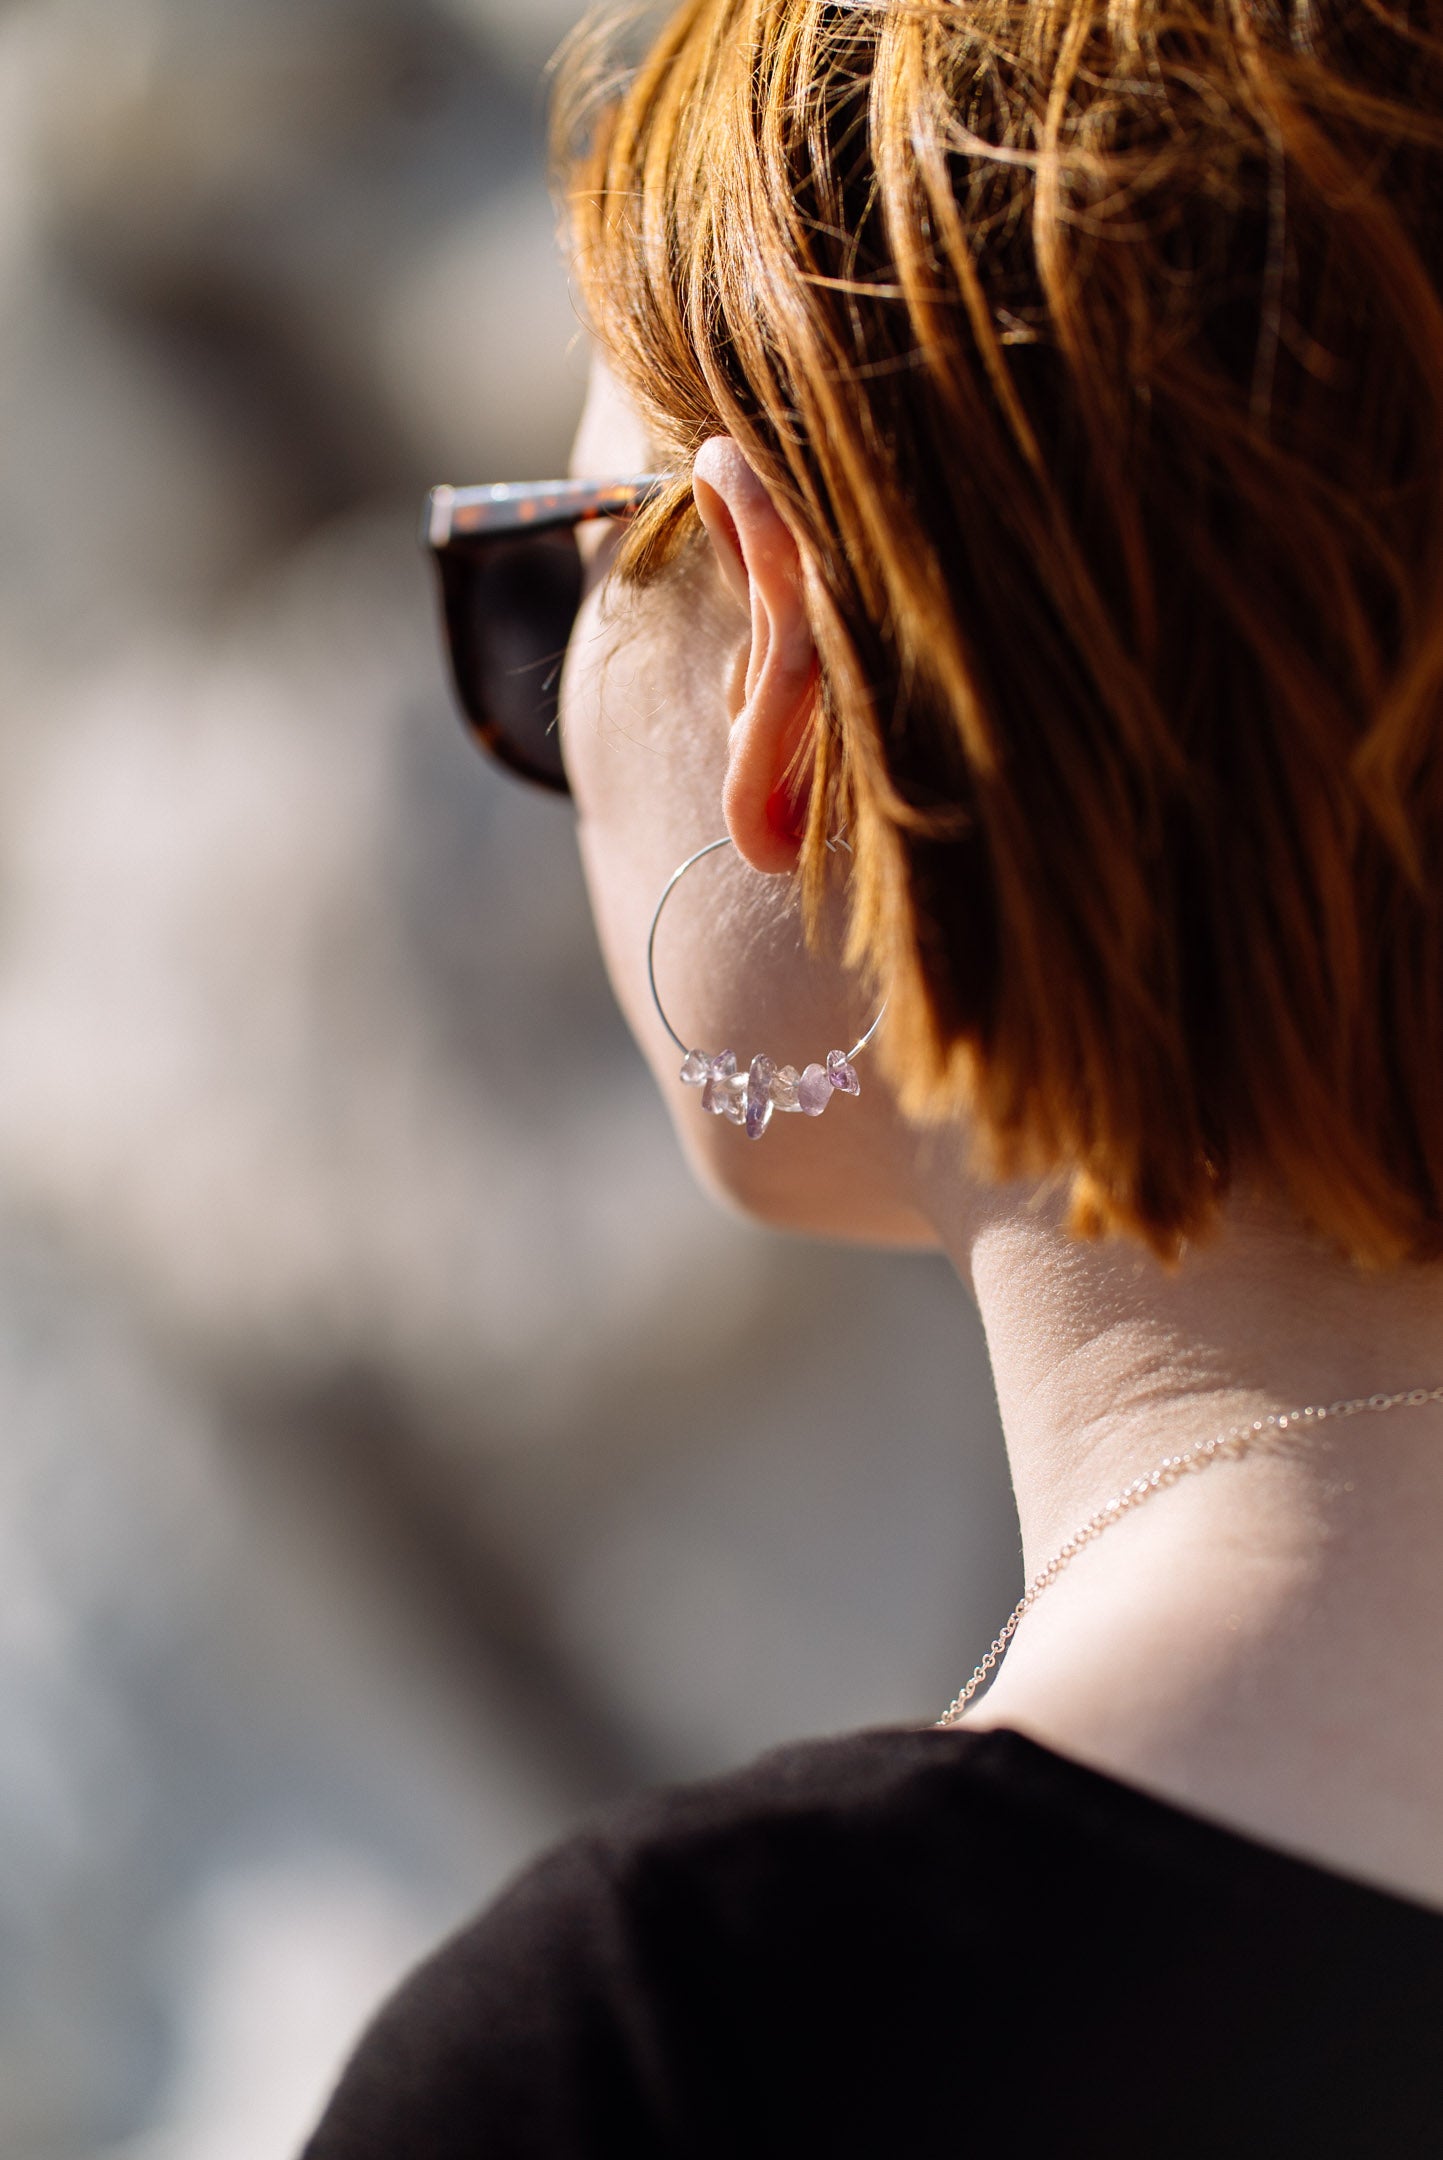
[{"xmin": 306, "ymin": 1, "xmax": 1443, "ymax": 2151}]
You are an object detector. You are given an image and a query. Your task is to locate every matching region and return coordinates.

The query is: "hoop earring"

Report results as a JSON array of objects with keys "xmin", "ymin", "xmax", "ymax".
[{"xmin": 646, "ymin": 835, "xmax": 887, "ymax": 1141}]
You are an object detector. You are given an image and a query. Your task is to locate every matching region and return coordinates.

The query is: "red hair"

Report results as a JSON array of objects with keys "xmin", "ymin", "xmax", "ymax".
[{"xmin": 557, "ymin": 0, "xmax": 1443, "ymax": 1266}]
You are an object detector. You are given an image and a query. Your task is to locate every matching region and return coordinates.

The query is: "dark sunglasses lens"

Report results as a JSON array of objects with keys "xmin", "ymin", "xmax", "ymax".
[{"xmin": 437, "ymin": 533, "xmax": 583, "ymax": 793}]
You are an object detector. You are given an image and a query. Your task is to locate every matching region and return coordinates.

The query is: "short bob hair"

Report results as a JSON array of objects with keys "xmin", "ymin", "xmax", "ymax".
[{"xmin": 555, "ymin": 0, "xmax": 1443, "ymax": 1269}]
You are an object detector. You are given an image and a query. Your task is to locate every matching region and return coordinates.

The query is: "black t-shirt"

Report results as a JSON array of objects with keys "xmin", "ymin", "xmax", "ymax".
[{"xmin": 302, "ymin": 1725, "xmax": 1443, "ymax": 2157}]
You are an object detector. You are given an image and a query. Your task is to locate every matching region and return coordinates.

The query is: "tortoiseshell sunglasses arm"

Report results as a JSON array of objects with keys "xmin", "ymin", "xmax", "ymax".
[{"xmin": 424, "ymin": 476, "xmax": 668, "ymax": 550}]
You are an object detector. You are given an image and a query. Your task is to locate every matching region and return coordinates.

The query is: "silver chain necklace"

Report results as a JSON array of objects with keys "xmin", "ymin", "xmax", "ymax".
[{"xmin": 937, "ymin": 1382, "xmax": 1443, "ymax": 1728}]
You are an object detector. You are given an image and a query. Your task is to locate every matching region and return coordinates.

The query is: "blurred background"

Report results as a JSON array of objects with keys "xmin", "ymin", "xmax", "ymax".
[{"xmin": 0, "ymin": 1, "xmax": 1016, "ymax": 2153}]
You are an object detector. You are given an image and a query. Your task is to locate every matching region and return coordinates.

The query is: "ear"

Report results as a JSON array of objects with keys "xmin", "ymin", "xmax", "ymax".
[{"xmin": 692, "ymin": 437, "xmax": 819, "ymax": 873}]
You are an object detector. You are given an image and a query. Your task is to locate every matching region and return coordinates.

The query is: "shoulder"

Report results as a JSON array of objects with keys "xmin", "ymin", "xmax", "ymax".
[
  {"xmin": 301, "ymin": 1727, "xmax": 1009, "ymax": 2158},
  {"xmin": 303, "ymin": 1724, "xmax": 1443, "ymax": 2158},
  {"xmin": 355, "ymin": 1722, "xmax": 1018, "ymax": 2008},
  {"xmin": 517, "ymin": 1723, "xmax": 1041, "ymax": 1971},
  {"xmin": 579, "ymin": 1721, "xmax": 1002, "ymax": 1868}
]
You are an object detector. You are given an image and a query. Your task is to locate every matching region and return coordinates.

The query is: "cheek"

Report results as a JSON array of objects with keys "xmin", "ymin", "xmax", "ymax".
[
  {"xmin": 560, "ymin": 570, "xmax": 733, "ymax": 1056},
  {"xmin": 559, "ymin": 564, "xmax": 932, "ymax": 1249}
]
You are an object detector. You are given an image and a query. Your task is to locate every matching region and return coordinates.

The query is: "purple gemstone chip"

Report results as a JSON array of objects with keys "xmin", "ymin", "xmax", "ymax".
[
  {"xmin": 701, "ymin": 1051, "xmax": 739, "ymax": 1117},
  {"xmin": 826, "ymin": 1049, "xmax": 861, "ymax": 1096},
  {"xmin": 771, "ymin": 1064, "xmax": 801, "ymax": 1112},
  {"xmin": 797, "ymin": 1063, "xmax": 832, "ymax": 1116},
  {"xmin": 746, "ymin": 1056, "xmax": 777, "ymax": 1140}
]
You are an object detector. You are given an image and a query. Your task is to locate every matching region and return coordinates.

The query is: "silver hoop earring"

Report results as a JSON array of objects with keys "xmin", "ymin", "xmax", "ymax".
[{"xmin": 646, "ymin": 835, "xmax": 887, "ymax": 1141}]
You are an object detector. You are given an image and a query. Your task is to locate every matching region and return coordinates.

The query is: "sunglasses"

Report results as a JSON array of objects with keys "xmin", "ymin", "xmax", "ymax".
[{"xmin": 423, "ymin": 475, "xmax": 666, "ymax": 795}]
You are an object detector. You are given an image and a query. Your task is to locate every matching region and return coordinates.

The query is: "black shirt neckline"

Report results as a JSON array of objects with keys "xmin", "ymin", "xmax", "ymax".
[{"xmin": 930, "ymin": 1721, "xmax": 1443, "ymax": 1927}]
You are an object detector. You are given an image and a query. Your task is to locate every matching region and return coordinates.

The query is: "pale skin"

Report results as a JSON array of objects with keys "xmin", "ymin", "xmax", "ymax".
[{"xmin": 564, "ymin": 356, "xmax": 1443, "ymax": 1913}]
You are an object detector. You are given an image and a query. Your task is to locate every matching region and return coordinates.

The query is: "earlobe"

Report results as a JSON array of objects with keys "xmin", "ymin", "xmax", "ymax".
[{"xmin": 693, "ymin": 438, "xmax": 819, "ymax": 874}]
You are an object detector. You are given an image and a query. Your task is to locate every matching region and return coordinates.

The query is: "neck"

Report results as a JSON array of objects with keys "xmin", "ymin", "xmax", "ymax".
[
  {"xmin": 958, "ymin": 1181, "xmax": 1443, "ymax": 1567},
  {"xmin": 925, "ymin": 1166, "xmax": 1443, "ymax": 1907}
]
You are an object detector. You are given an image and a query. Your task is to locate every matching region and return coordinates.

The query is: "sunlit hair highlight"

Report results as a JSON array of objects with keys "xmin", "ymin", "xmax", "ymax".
[{"xmin": 554, "ymin": 0, "xmax": 1443, "ymax": 1267}]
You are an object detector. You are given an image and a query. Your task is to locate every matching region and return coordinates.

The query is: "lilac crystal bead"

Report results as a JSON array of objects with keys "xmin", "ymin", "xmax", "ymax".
[
  {"xmin": 745, "ymin": 1056, "xmax": 776, "ymax": 1140},
  {"xmin": 691, "ymin": 1045, "xmax": 859, "ymax": 1131},
  {"xmin": 826, "ymin": 1048, "xmax": 861, "ymax": 1096},
  {"xmin": 770, "ymin": 1064, "xmax": 802, "ymax": 1112},
  {"xmin": 797, "ymin": 1062, "xmax": 832, "ymax": 1116},
  {"xmin": 701, "ymin": 1050, "xmax": 738, "ymax": 1115}
]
